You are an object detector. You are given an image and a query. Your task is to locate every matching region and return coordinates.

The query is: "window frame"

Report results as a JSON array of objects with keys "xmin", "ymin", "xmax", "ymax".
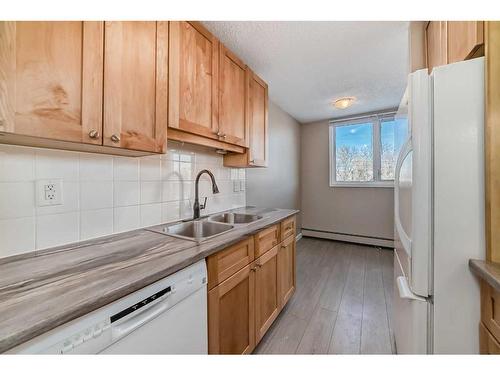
[{"xmin": 329, "ymin": 111, "xmax": 398, "ymax": 188}]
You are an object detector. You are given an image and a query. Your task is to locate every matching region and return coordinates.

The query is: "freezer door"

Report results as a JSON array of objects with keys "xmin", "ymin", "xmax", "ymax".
[{"xmin": 393, "ymin": 250, "xmax": 429, "ymax": 354}]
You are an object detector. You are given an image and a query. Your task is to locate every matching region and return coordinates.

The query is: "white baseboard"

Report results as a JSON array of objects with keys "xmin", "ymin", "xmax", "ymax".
[
  {"xmin": 295, "ymin": 232, "xmax": 303, "ymax": 242},
  {"xmin": 302, "ymin": 229, "xmax": 394, "ymax": 248}
]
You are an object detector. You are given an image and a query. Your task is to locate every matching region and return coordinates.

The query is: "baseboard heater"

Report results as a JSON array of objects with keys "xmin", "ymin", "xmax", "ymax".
[{"xmin": 301, "ymin": 228, "xmax": 394, "ymax": 248}]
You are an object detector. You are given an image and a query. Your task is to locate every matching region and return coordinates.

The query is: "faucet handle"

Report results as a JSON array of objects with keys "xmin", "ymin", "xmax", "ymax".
[{"xmin": 200, "ymin": 196, "xmax": 207, "ymax": 210}]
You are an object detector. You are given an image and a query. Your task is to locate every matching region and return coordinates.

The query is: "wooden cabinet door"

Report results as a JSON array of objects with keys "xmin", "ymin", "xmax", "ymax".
[
  {"xmin": 248, "ymin": 71, "xmax": 268, "ymax": 166},
  {"xmin": 480, "ymin": 322, "xmax": 500, "ymax": 354},
  {"xmin": 169, "ymin": 21, "xmax": 219, "ymax": 140},
  {"xmin": 0, "ymin": 21, "xmax": 103, "ymax": 144},
  {"xmin": 218, "ymin": 44, "xmax": 248, "ymax": 147},
  {"xmin": 103, "ymin": 21, "xmax": 168, "ymax": 153},
  {"xmin": 278, "ymin": 235, "xmax": 296, "ymax": 308},
  {"xmin": 447, "ymin": 21, "xmax": 484, "ymax": 63},
  {"xmin": 208, "ymin": 264, "xmax": 255, "ymax": 354},
  {"xmin": 426, "ymin": 21, "xmax": 447, "ymax": 73},
  {"xmin": 255, "ymin": 245, "xmax": 280, "ymax": 343}
]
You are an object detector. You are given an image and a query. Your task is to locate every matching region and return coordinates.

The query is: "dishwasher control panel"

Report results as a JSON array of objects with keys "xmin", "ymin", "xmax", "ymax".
[{"xmin": 49, "ymin": 320, "xmax": 111, "ymax": 354}]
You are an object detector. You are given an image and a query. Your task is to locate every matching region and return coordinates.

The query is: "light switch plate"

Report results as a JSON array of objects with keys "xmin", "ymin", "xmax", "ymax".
[
  {"xmin": 239, "ymin": 180, "xmax": 245, "ymax": 191},
  {"xmin": 233, "ymin": 180, "xmax": 240, "ymax": 193},
  {"xmin": 36, "ymin": 179, "xmax": 63, "ymax": 206}
]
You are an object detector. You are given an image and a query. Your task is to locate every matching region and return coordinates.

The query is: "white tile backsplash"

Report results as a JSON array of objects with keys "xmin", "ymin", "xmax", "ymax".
[
  {"xmin": 80, "ymin": 181, "xmax": 114, "ymax": 210},
  {"xmin": 0, "ymin": 182, "xmax": 35, "ymax": 219},
  {"xmin": 140, "ymin": 203, "xmax": 162, "ymax": 227},
  {"xmin": 36, "ymin": 212, "xmax": 80, "ymax": 250},
  {"xmin": 80, "ymin": 209, "xmax": 113, "ymax": 241},
  {"xmin": 113, "ymin": 157, "xmax": 139, "ymax": 181},
  {"xmin": 35, "ymin": 149, "xmax": 79, "ymax": 181},
  {"xmin": 0, "ymin": 142, "xmax": 245, "ymax": 258},
  {"xmin": 0, "ymin": 217, "xmax": 36, "ymax": 257},
  {"xmin": 114, "ymin": 205, "xmax": 140, "ymax": 233},
  {"xmin": 113, "ymin": 181, "xmax": 140, "ymax": 207},
  {"xmin": 0, "ymin": 144, "xmax": 35, "ymax": 182},
  {"xmin": 79, "ymin": 154, "xmax": 113, "ymax": 181}
]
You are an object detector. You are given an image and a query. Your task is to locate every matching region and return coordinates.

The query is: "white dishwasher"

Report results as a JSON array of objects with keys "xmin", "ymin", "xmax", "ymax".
[{"xmin": 9, "ymin": 260, "xmax": 207, "ymax": 354}]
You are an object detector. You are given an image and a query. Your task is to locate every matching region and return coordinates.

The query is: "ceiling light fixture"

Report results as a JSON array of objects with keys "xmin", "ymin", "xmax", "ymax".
[{"xmin": 333, "ymin": 97, "xmax": 356, "ymax": 110}]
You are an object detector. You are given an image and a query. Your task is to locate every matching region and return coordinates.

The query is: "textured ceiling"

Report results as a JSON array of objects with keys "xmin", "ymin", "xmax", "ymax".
[{"xmin": 202, "ymin": 21, "xmax": 409, "ymax": 123}]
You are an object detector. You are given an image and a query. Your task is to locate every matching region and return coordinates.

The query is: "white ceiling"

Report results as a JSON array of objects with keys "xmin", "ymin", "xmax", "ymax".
[{"xmin": 202, "ymin": 21, "xmax": 409, "ymax": 123}]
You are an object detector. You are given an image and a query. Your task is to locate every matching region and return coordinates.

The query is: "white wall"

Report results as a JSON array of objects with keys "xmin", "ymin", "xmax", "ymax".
[
  {"xmin": 0, "ymin": 141, "xmax": 246, "ymax": 258},
  {"xmin": 246, "ymin": 101, "xmax": 302, "ymax": 229},
  {"xmin": 301, "ymin": 119, "xmax": 394, "ymax": 245}
]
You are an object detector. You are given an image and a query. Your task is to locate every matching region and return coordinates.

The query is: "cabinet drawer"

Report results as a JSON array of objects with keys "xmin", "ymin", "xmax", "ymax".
[
  {"xmin": 254, "ymin": 225, "xmax": 280, "ymax": 258},
  {"xmin": 481, "ymin": 281, "xmax": 500, "ymax": 342},
  {"xmin": 207, "ymin": 237, "xmax": 254, "ymax": 290},
  {"xmin": 480, "ymin": 322, "xmax": 500, "ymax": 354},
  {"xmin": 280, "ymin": 215, "xmax": 296, "ymax": 242}
]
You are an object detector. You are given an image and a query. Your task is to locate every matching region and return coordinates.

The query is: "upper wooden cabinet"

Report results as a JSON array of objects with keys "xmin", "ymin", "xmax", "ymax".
[
  {"xmin": 426, "ymin": 21, "xmax": 484, "ymax": 73},
  {"xmin": 103, "ymin": 21, "xmax": 168, "ymax": 153},
  {"xmin": 168, "ymin": 21, "xmax": 219, "ymax": 140},
  {"xmin": 218, "ymin": 44, "xmax": 248, "ymax": 147},
  {"xmin": 426, "ymin": 21, "xmax": 448, "ymax": 72},
  {"xmin": 447, "ymin": 21, "xmax": 484, "ymax": 64},
  {"xmin": 224, "ymin": 70, "xmax": 269, "ymax": 167},
  {"xmin": 0, "ymin": 21, "xmax": 104, "ymax": 144},
  {"xmin": 0, "ymin": 21, "xmax": 167, "ymax": 156}
]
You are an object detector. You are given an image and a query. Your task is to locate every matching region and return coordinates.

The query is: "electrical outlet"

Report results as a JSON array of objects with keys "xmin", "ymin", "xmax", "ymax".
[
  {"xmin": 239, "ymin": 180, "xmax": 245, "ymax": 191},
  {"xmin": 36, "ymin": 179, "xmax": 63, "ymax": 206},
  {"xmin": 233, "ymin": 180, "xmax": 240, "ymax": 193}
]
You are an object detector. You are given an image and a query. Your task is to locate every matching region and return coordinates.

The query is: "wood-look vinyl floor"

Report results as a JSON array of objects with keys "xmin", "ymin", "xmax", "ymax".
[{"xmin": 254, "ymin": 237, "xmax": 395, "ymax": 355}]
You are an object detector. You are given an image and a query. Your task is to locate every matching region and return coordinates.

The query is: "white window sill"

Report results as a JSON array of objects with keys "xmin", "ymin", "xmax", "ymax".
[{"xmin": 330, "ymin": 182, "xmax": 394, "ymax": 188}]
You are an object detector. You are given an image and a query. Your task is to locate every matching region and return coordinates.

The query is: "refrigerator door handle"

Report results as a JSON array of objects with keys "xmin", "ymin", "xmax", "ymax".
[
  {"xmin": 394, "ymin": 138, "xmax": 413, "ymax": 255},
  {"xmin": 396, "ymin": 276, "xmax": 427, "ymax": 302}
]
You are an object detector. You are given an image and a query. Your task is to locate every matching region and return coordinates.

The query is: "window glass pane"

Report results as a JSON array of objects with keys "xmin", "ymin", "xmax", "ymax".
[
  {"xmin": 381, "ymin": 118, "xmax": 409, "ymax": 180},
  {"xmin": 335, "ymin": 122, "xmax": 373, "ymax": 182}
]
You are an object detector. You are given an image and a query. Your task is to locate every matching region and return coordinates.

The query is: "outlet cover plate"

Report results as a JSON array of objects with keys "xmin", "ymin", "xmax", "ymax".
[{"xmin": 36, "ymin": 179, "xmax": 63, "ymax": 206}]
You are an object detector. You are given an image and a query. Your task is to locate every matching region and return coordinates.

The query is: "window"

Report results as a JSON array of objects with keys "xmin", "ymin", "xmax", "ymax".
[{"xmin": 329, "ymin": 112, "xmax": 408, "ymax": 187}]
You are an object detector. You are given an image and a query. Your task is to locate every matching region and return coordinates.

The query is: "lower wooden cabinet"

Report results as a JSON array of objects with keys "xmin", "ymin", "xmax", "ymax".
[
  {"xmin": 207, "ymin": 215, "xmax": 296, "ymax": 354},
  {"xmin": 254, "ymin": 245, "xmax": 280, "ymax": 342},
  {"xmin": 208, "ymin": 263, "xmax": 255, "ymax": 354},
  {"xmin": 278, "ymin": 235, "xmax": 296, "ymax": 308},
  {"xmin": 480, "ymin": 322, "xmax": 500, "ymax": 354}
]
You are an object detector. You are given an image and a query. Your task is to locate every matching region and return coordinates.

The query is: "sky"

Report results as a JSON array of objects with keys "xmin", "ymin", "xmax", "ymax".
[{"xmin": 335, "ymin": 119, "xmax": 408, "ymax": 152}]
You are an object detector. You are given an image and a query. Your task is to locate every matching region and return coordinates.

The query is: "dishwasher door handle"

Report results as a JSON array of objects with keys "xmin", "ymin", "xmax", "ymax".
[{"xmin": 111, "ymin": 299, "xmax": 170, "ymax": 341}]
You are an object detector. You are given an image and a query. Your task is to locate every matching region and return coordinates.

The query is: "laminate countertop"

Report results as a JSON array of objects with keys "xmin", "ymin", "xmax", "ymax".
[
  {"xmin": 469, "ymin": 259, "xmax": 500, "ymax": 291},
  {"xmin": 0, "ymin": 207, "xmax": 298, "ymax": 353}
]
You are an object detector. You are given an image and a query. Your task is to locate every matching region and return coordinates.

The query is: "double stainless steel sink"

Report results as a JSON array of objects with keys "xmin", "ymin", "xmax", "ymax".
[{"xmin": 152, "ymin": 210, "xmax": 272, "ymax": 242}]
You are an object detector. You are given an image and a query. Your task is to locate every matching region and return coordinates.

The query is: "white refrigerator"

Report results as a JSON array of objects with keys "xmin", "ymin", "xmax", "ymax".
[{"xmin": 393, "ymin": 57, "xmax": 485, "ymax": 354}]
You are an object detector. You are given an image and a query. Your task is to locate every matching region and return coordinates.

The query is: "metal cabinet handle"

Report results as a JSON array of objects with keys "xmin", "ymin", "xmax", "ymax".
[
  {"xmin": 110, "ymin": 134, "xmax": 120, "ymax": 143},
  {"xmin": 88, "ymin": 129, "xmax": 100, "ymax": 139},
  {"xmin": 250, "ymin": 159, "xmax": 256, "ymax": 164}
]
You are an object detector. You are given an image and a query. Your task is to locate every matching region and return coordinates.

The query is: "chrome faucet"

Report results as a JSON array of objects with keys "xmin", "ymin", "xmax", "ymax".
[{"xmin": 193, "ymin": 169, "xmax": 220, "ymax": 220}]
